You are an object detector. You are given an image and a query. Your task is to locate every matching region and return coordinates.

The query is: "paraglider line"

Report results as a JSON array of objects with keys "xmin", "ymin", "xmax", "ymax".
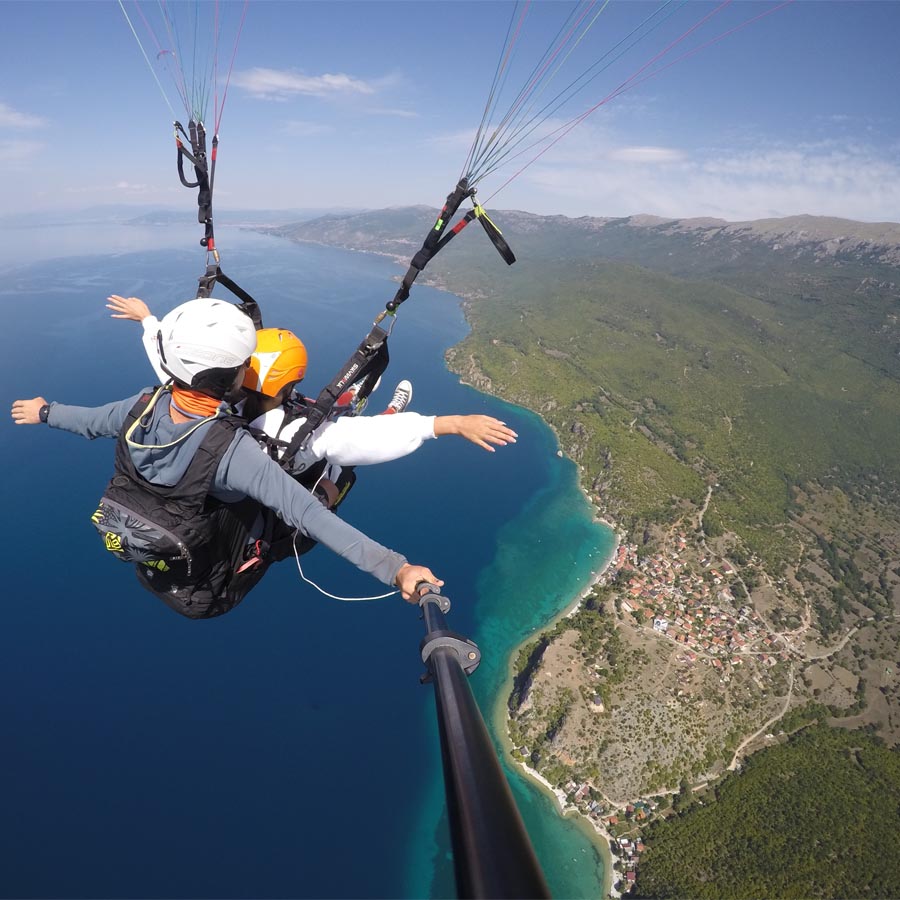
[
  {"xmin": 118, "ymin": 0, "xmax": 178, "ymax": 119},
  {"xmin": 468, "ymin": 0, "xmax": 684, "ymax": 186},
  {"xmin": 468, "ymin": 0, "xmax": 597, "ymax": 182},
  {"xmin": 157, "ymin": 0, "xmax": 192, "ymax": 117},
  {"xmin": 214, "ymin": 0, "xmax": 220, "ymax": 131},
  {"xmin": 463, "ymin": 0, "xmax": 532, "ymax": 180},
  {"xmin": 483, "ymin": 0, "xmax": 798, "ymax": 203},
  {"xmin": 495, "ymin": 0, "xmax": 599, "ymax": 141},
  {"xmin": 215, "ymin": 0, "xmax": 249, "ymax": 133}
]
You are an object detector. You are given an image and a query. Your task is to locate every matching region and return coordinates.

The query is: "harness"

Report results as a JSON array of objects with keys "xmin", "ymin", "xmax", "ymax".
[
  {"xmin": 242, "ymin": 396, "xmax": 358, "ymax": 565},
  {"xmin": 177, "ymin": 135, "xmax": 516, "ymax": 477}
]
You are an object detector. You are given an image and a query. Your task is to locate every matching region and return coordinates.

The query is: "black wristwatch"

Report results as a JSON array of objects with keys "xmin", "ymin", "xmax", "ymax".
[{"xmin": 38, "ymin": 403, "xmax": 50, "ymax": 424}]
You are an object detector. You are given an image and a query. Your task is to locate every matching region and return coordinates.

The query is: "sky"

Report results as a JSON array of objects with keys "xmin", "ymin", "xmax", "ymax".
[{"xmin": 2, "ymin": 0, "xmax": 900, "ymax": 224}]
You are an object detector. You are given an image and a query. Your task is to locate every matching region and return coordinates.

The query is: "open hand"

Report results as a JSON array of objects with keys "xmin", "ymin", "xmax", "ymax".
[
  {"xmin": 437, "ymin": 414, "xmax": 518, "ymax": 452},
  {"xmin": 107, "ymin": 294, "xmax": 152, "ymax": 322}
]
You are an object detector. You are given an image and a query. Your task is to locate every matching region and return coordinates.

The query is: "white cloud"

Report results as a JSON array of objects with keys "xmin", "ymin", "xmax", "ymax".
[
  {"xmin": 487, "ymin": 124, "xmax": 900, "ymax": 223},
  {"xmin": 365, "ymin": 107, "xmax": 418, "ymax": 119},
  {"xmin": 232, "ymin": 67, "xmax": 376, "ymax": 100},
  {"xmin": 608, "ymin": 146, "xmax": 684, "ymax": 164},
  {"xmin": 282, "ymin": 120, "xmax": 334, "ymax": 137},
  {"xmin": 0, "ymin": 101, "xmax": 46, "ymax": 129},
  {"xmin": 0, "ymin": 139, "xmax": 44, "ymax": 164},
  {"xmin": 64, "ymin": 181, "xmax": 155, "ymax": 196}
]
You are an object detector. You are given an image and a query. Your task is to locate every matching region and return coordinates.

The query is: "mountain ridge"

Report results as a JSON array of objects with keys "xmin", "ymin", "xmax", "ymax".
[{"xmin": 261, "ymin": 207, "xmax": 900, "ymax": 269}]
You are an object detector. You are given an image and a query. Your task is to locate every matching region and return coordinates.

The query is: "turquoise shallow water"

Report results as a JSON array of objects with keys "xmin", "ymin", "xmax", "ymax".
[
  {"xmin": 412, "ymin": 404, "xmax": 616, "ymax": 899},
  {"xmin": 475, "ymin": 413, "xmax": 615, "ymax": 898},
  {"xmin": 2, "ymin": 225, "xmax": 614, "ymax": 898}
]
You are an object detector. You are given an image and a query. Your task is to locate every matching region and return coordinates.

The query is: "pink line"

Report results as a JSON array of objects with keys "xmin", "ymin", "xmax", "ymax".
[
  {"xmin": 215, "ymin": 0, "xmax": 249, "ymax": 134},
  {"xmin": 504, "ymin": 1, "xmax": 599, "ymax": 129},
  {"xmin": 487, "ymin": 0, "xmax": 794, "ymax": 202}
]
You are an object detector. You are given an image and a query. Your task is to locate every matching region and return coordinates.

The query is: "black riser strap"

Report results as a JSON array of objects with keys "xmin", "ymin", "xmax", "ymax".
[
  {"xmin": 284, "ymin": 326, "xmax": 390, "ymax": 461},
  {"xmin": 177, "ymin": 147, "xmax": 200, "ymax": 189},
  {"xmin": 193, "ymin": 266, "xmax": 264, "ymax": 330},
  {"xmin": 216, "ymin": 269, "xmax": 263, "ymax": 330},
  {"xmin": 478, "ymin": 213, "xmax": 516, "ymax": 265}
]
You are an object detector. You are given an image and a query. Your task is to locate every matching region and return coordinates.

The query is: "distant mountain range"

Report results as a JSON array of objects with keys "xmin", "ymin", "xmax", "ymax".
[
  {"xmin": 123, "ymin": 207, "xmax": 363, "ymax": 228},
  {"xmin": 261, "ymin": 207, "xmax": 900, "ymax": 271}
]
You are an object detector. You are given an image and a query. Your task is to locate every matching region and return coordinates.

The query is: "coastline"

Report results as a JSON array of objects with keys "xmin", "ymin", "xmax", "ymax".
[
  {"xmin": 391, "ymin": 240, "xmax": 628, "ymax": 895},
  {"xmin": 489, "ymin": 510, "xmax": 621, "ymax": 900},
  {"xmin": 262, "ymin": 232, "xmax": 626, "ymax": 894}
]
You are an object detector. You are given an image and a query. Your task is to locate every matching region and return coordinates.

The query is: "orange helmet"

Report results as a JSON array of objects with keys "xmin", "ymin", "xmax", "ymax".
[{"xmin": 243, "ymin": 328, "xmax": 308, "ymax": 397}]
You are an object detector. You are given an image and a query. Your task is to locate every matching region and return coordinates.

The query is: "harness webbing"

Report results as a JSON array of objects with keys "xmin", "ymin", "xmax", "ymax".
[
  {"xmin": 284, "ymin": 323, "xmax": 391, "ymax": 460},
  {"xmin": 280, "ymin": 179, "xmax": 515, "ymax": 464},
  {"xmin": 196, "ymin": 265, "xmax": 263, "ymax": 329},
  {"xmin": 176, "ymin": 120, "xmax": 215, "ymax": 251},
  {"xmin": 384, "ymin": 179, "xmax": 515, "ymax": 318},
  {"xmin": 385, "ymin": 179, "xmax": 474, "ymax": 314},
  {"xmin": 174, "ymin": 118, "xmax": 264, "ymax": 328}
]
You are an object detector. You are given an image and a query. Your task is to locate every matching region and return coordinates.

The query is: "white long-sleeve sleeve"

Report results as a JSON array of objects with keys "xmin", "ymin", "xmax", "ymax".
[
  {"xmin": 250, "ymin": 408, "xmax": 437, "ymax": 467},
  {"xmin": 140, "ymin": 315, "xmax": 168, "ymax": 383}
]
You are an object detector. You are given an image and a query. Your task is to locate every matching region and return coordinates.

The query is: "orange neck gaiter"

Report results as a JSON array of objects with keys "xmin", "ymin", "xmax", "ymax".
[{"xmin": 170, "ymin": 387, "xmax": 222, "ymax": 419}]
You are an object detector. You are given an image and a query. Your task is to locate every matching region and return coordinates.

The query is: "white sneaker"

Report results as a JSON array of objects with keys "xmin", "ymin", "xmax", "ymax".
[{"xmin": 385, "ymin": 379, "xmax": 412, "ymax": 414}]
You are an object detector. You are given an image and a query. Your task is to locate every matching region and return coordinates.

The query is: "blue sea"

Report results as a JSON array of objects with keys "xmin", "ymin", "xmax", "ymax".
[{"xmin": 0, "ymin": 223, "xmax": 615, "ymax": 899}]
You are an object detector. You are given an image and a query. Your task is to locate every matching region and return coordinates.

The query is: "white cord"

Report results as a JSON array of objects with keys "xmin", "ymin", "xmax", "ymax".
[{"xmin": 292, "ymin": 533, "xmax": 399, "ymax": 602}]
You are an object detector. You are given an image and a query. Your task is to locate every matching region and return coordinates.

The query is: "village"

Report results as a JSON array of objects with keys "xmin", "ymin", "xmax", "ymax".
[
  {"xmin": 562, "ymin": 778, "xmax": 655, "ymax": 893},
  {"xmin": 598, "ymin": 533, "xmax": 794, "ymax": 677}
]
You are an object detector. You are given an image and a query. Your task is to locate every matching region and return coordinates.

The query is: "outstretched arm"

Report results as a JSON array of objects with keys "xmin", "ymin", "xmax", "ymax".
[
  {"xmin": 218, "ymin": 432, "xmax": 443, "ymax": 600},
  {"xmin": 11, "ymin": 392, "xmax": 141, "ymax": 438},
  {"xmin": 298, "ymin": 412, "xmax": 518, "ymax": 468}
]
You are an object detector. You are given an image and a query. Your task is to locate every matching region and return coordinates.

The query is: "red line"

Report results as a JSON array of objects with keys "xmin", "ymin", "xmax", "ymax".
[
  {"xmin": 215, "ymin": 0, "xmax": 249, "ymax": 133},
  {"xmin": 486, "ymin": 0, "xmax": 795, "ymax": 203},
  {"xmin": 503, "ymin": 1, "xmax": 598, "ymax": 129},
  {"xmin": 499, "ymin": 0, "xmax": 532, "ymax": 82},
  {"xmin": 132, "ymin": 0, "xmax": 188, "ymax": 114},
  {"xmin": 214, "ymin": 0, "xmax": 220, "ymax": 131},
  {"xmin": 157, "ymin": 0, "xmax": 191, "ymax": 117},
  {"xmin": 605, "ymin": 0, "xmax": 796, "ymax": 107}
]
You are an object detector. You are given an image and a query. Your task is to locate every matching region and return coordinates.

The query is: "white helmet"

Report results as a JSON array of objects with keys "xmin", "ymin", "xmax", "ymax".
[{"xmin": 157, "ymin": 298, "xmax": 257, "ymax": 399}]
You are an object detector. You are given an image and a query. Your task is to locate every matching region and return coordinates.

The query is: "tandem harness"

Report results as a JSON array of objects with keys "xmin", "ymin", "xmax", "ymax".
[{"xmin": 176, "ymin": 130, "xmax": 517, "ymax": 476}]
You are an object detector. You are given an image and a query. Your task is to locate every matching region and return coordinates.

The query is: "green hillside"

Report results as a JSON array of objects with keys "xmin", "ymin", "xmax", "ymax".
[
  {"xmin": 441, "ymin": 242, "xmax": 900, "ymax": 572},
  {"xmin": 267, "ymin": 207, "xmax": 900, "ymax": 619},
  {"xmin": 633, "ymin": 725, "xmax": 900, "ymax": 899}
]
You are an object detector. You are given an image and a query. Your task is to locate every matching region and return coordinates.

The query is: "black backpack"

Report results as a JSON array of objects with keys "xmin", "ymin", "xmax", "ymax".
[{"xmin": 90, "ymin": 392, "xmax": 243, "ymax": 580}]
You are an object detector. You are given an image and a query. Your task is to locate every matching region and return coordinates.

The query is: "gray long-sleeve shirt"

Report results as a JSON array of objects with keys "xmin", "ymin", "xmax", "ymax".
[{"xmin": 47, "ymin": 389, "xmax": 407, "ymax": 587}]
